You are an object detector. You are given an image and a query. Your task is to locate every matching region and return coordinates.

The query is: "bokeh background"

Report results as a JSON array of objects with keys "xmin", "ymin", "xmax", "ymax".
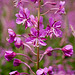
[{"xmin": 0, "ymin": 0, "xmax": 75, "ymax": 75}]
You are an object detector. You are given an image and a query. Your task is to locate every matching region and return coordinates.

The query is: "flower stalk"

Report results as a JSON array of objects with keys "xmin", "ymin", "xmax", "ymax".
[
  {"xmin": 23, "ymin": 43, "xmax": 37, "ymax": 55},
  {"xmin": 16, "ymin": 53, "xmax": 36, "ymax": 63},
  {"xmin": 37, "ymin": 0, "xmax": 41, "ymax": 70},
  {"xmin": 22, "ymin": 62, "xmax": 35, "ymax": 75}
]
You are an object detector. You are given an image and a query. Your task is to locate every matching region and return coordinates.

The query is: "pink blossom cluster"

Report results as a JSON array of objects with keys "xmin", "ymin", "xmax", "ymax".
[{"xmin": 3, "ymin": 0, "xmax": 74, "ymax": 75}]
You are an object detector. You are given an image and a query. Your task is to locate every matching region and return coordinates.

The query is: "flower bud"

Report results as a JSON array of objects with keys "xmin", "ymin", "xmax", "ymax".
[
  {"xmin": 5, "ymin": 51, "xmax": 16, "ymax": 61},
  {"xmin": 8, "ymin": 29, "xmax": 16, "ymax": 43},
  {"xmin": 58, "ymin": 1, "xmax": 65, "ymax": 14},
  {"xmin": 45, "ymin": 47, "xmax": 53, "ymax": 56},
  {"xmin": 13, "ymin": 58, "xmax": 21, "ymax": 66},
  {"xmin": 9, "ymin": 71, "xmax": 20, "ymax": 75},
  {"xmin": 62, "ymin": 45, "xmax": 73, "ymax": 57},
  {"xmin": 48, "ymin": 66, "xmax": 53, "ymax": 75},
  {"xmin": 14, "ymin": 37, "xmax": 23, "ymax": 48}
]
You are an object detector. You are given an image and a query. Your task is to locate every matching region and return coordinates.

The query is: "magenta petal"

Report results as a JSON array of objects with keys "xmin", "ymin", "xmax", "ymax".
[
  {"xmin": 14, "ymin": 37, "xmax": 22, "ymax": 48},
  {"xmin": 39, "ymin": 16, "xmax": 44, "ymax": 29},
  {"xmin": 27, "ymin": 19, "xmax": 33, "ymax": 27},
  {"xmin": 20, "ymin": 6, "xmax": 23, "ymax": 11},
  {"xmin": 49, "ymin": 17, "xmax": 54, "ymax": 27},
  {"xmin": 16, "ymin": 18, "xmax": 23, "ymax": 24},
  {"xmin": 39, "ymin": 29, "xmax": 46, "ymax": 37},
  {"xmin": 53, "ymin": 28, "xmax": 62, "ymax": 37},
  {"xmin": 44, "ymin": 67, "xmax": 48, "ymax": 74},
  {"xmin": 19, "ymin": 8, "xmax": 27, "ymax": 19},
  {"xmin": 39, "ymin": 24, "xmax": 44, "ymax": 29},
  {"xmin": 25, "ymin": 8, "xmax": 30, "ymax": 18},
  {"xmin": 8, "ymin": 29, "xmax": 16, "ymax": 36},
  {"xmin": 33, "ymin": 40, "xmax": 37, "ymax": 47},
  {"xmin": 36, "ymin": 69, "xmax": 44, "ymax": 75},
  {"xmin": 60, "ymin": 8, "xmax": 65, "ymax": 14},
  {"xmin": 15, "ymin": 14, "xmax": 19, "ymax": 18},
  {"xmin": 53, "ymin": 21, "xmax": 61, "ymax": 28},
  {"xmin": 30, "ymin": 28, "xmax": 37, "ymax": 36},
  {"xmin": 31, "ymin": 0, "xmax": 37, "ymax": 3},
  {"xmin": 40, "ymin": 38, "xmax": 47, "ymax": 41},
  {"xmin": 39, "ymin": 40, "xmax": 47, "ymax": 46},
  {"xmin": 19, "ymin": 11, "xmax": 24, "ymax": 18},
  {"xmin": 60, "ymin": 1, "xmax": 65, "ymax": 7},
  {"xmin": 30, "ymin": 15, "xmax": 35, "ymax": 20},
  {"xmin": 63, "ymin": 45, "xmax": 73, "ymax": 50},
  {"xmin": 8, "ymin": 37, "xmax": 15, "ymax": 43},
  {"xmin": 40, "ymin": 16, "xmax": 43, "ymax": 23},
  {"xmin": 25, "ymin": 37, "xmax": 35, "ymax": 43},
  {"xmin": 46, "ymin": 25, "xmax": 50, "ymax": 31},
  {"xmin": 27, "ymin": 21, "xmax": 32, "ymax": 27},
  {"xmin": 9, "ymin": 71, "xmax": 20, "ymax": 75}
]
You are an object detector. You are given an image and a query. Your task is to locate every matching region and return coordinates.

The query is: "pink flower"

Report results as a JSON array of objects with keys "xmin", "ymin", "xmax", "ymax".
[
  {"xmin": 62, "ymin": 45, "xmax": 73, "ymax": 57},
  {"xmin": 13, "ymin": 58, "xmax": 21, "ymax": 66},
  {"xmin": 46, "ymin": 17, "xmax": 62, "ymax": 38},
  {"xmin": 16, "ymin": 6, "xmax": 32, "ymax": 29},
  {"xmin": 5, "ymin": 51, "xmax": 16, "ymax": 61},
  {"xmin": 30, "ymin": 15, "xmax": 44, "ymax": 29},
  {"xmin": 13, "ymin": 0, "xmax": 22, "ymax": 7},
  {"xmin": 36, "ymin": 66, "xmax": 53, "ymax": 75},
  {"xmin": 8, "ymin": 29, "xmax": 16, "ymax": 43},
  {"xmin": 45, "ymin": 47, "xmax": 53, "ymax": 56},
  {"xmin": 36, "ymin": 67, "xmax": 48, "ymax": 75},
  {"xmin": 26, "ymin": 28, "xmax": 47, "ymax": 47},
  {"xmin": 14, "ymin": 37, "xmax": 24, "ymax": 48},
  {"xmin": 36, "ymin": 68, "xmax": 44, "ymax": 75},
  {"xmin": 56, "ymin": 1, "xmax": 65, "ymax": 14},
  {"xmin": 48, "ymin": 66, "xmax": 53, "ymax": 75}
]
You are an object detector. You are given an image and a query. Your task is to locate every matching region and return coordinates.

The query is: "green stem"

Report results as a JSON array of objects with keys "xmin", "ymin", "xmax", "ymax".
[{"xmin": 37, "ymin": 0, "xmax": 41, "ymax": 70}]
